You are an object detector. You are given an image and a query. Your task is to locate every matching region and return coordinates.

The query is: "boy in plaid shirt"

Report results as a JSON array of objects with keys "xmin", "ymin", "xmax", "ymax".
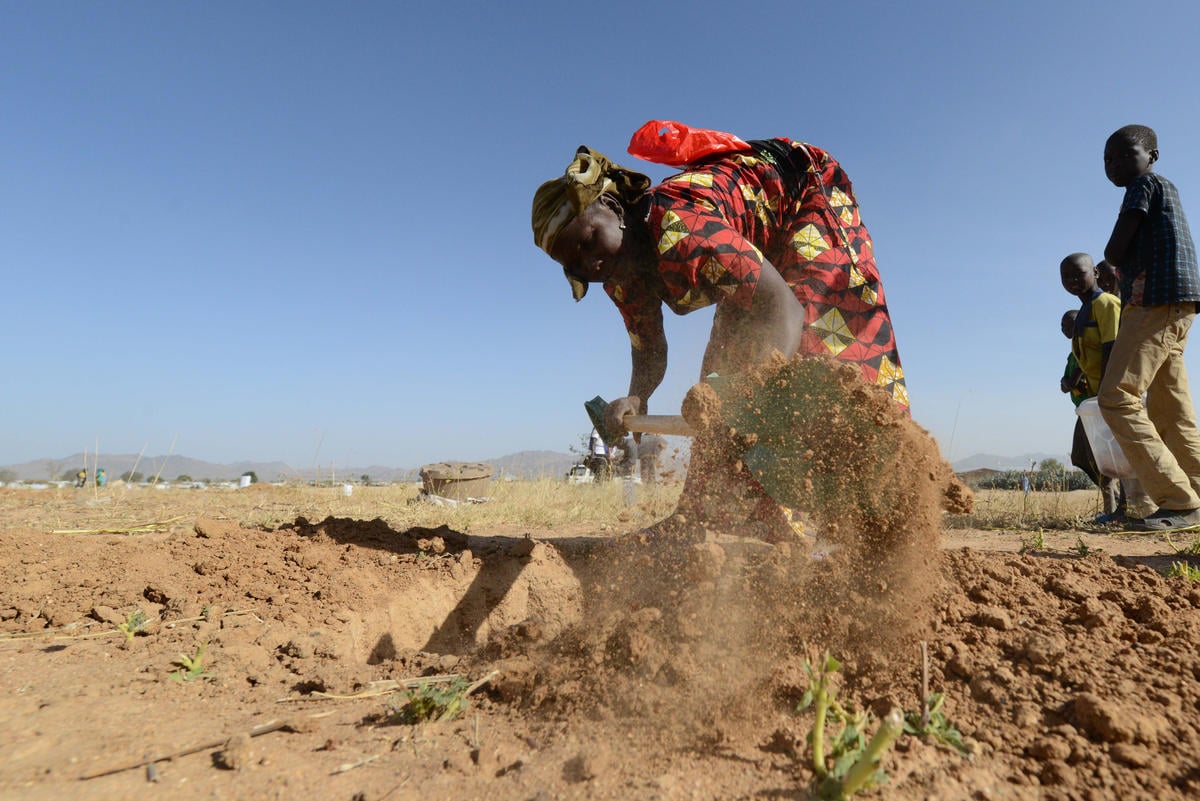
[{"xmin": 1100, "ymin": 124, "xmax": 1200, "ymax": 531}]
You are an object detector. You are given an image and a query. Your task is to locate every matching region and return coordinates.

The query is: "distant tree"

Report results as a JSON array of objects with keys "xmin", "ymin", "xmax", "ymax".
[
  {"xmin": 568, "ymin": 434, "xmax": 590, "ymax": 457},
  {"xmin": 122, "ymin": 471, "xmax": 145, "ymax": 483},
  {"xmin": 360, "ymin": 474, "xmax": 370, "ymax": 485},
  {"xmin": 0, "ymin": 469, "xmax": 16, "ymax": 483},
  {"xmin": 1036, "ymin": 457, "xmax": 1064, "ymax": 473},
  {"xmin": 977, "ymin": 470, "xmax": 1022, "ymax": 490},
  {"xmin": 242, "ymin": 471, "xmax": 258, "ymax": 484},
  {"xmin": 1064, "ymin": 470, "xmax": 1095, "ymax": 490},
  {"xmin": 976, "ymin": 462, "xmax": 1093, "ymax": 492},
  {"xmin": 176, "ymin": 474, "xmax": 193, "ymax": 483},
  {"xmin": 1034, "ymin": 458, "xmax": 1068, "ymax": 491}
]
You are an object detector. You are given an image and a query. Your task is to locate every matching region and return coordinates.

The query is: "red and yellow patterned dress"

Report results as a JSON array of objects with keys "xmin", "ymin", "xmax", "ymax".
[{"xmin": 602, "ymin": 138, "xmax": 908, "ymax": 409}]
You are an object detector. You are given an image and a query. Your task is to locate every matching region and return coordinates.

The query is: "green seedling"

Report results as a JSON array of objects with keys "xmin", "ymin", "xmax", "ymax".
[
  {"xmin": 168, "ymin": 642, "xmax": 211, "ymax": 682},
  {"xmin": 117, "ymin": 610, "xmax": 147, "ymax": 643},
  {"xmin": 1018, "ymin": 529, "xmax": 1046, "ymax": 554},
  {"xmin": 1166, "ymin": 561, "xmax": 1200, "ymax": 583},
  {"xmin": 798, "ymin": 652, "xmax": 903, "ymax": 800},
  {"xmin": 903, "ymin": 691, "xmax": 971, "ymax": 757},
  {"xmin": 1072, "ymin": 537, "xmax": 1099, "ymax": 557},
  {"xmin": 387, "ymin": 677, "xmax": 471, "ymax": 724}
]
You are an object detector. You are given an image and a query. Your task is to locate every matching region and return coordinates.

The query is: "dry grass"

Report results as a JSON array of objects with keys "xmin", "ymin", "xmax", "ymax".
[
  {"xmin": 0, "ymin": 478, "xmax": 684, "ymax": 538},
  {"xmin": 946, "ymin": 488, "xmax": 1103, "ymax": 531},
  {"xmin": 1, "ymin": 482, "xmax": 1108, "ymax": 540}
]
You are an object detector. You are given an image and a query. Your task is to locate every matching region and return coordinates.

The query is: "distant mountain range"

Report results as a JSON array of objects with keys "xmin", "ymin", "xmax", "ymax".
[
  {"xmin": 1, "ymin": 450, "xmax": 1071, "ymax": 483},
  {"xmin": 0, "ymin": 450, "xmax": 583, "ymax": 483},
  {"xmin": 949, "ymin": 452, "xmax": 1072, "ymax": 472}
]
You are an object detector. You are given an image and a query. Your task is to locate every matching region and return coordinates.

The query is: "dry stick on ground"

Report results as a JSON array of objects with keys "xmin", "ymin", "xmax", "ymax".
[
  {"xmin": 920, "ymin": 640, "xmax": 930, "ymax": 729},
  {"xmin": 277, "ymin": 670, "xmax": 499, "ymax": 703},
  {"xmin": 331, "ymin": 754, "xmax": 381, "ymax": 775},
  {"xmin": 80, "ymin": 718, "xmax": 304, "ymax": 780},
  {"xmin": 0, "ymin": 620, "xmax": 100, "ymax": 641},
  {"xmin": 50, "ymin": 515, "xmax": 187, "ymax": 535},
  {"xmin": 378, "ymin": 775, "xmax": 413, "ymax": 799}
]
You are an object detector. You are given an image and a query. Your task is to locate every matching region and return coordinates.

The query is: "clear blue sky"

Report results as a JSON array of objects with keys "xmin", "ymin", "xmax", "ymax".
[{"xmin": 4, "ymin": 1, "xmax": 1200, "ymax": 470}]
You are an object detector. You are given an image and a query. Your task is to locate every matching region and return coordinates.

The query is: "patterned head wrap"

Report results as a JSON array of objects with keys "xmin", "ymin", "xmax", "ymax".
[{"xmin": 532, "ymin": 146, "xmax": 651, "ymax": 301}]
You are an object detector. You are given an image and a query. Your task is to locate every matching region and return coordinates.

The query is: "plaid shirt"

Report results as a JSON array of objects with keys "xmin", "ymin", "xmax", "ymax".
[{"xmin": 1119, "ymin": 173, "xmax": 1200, "ymax": 306}]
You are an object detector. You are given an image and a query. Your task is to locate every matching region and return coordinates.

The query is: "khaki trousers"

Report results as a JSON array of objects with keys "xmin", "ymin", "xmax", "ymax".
[{"xmin": 1098, "ymin": 303, "xmax": 1200, "ymax": 517}]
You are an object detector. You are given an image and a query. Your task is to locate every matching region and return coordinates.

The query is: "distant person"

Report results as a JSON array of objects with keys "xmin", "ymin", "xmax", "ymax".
[
  {"xmin": 96, "ymin": 468, "xmax": 107, "ymax": 487},
  {"xmin": 586, "ymin": 427, "xmax": 613, "ymax": 480},
  {"xmin": 1099, "ymin": 124, "xmax": 1200, "ymax": 531},
  {"xmin": 1096, "ymin": 259, "xmax": 1120, "ymax": 296},
  {"xmin": 637, "ymin": 434, "xmax": 667, "ymax": 484},
  {"xmin": 614, "ymin": 435, "xmax": 640, "ymax": 479},
  {"xmin": 75, "ymin": 469, "xmax": 87, "ymax": 489}
]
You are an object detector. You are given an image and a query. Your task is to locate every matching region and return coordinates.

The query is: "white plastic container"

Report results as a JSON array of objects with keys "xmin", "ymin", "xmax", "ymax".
[{"xmin": 1076, "ymin": 397, "xmax": 1137, "ymax": 479}]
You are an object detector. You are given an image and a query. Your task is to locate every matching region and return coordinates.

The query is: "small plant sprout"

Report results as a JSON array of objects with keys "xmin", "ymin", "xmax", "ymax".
[
  {"xmin": 168, "ymin": 642, "xmax": 212, "ymax": 682},
  {"xmin": 1073, "ymin": 537, "xmax": 1097, "ymax": 557},
  {"xmin": 1166, "ymin": 561, "xmax": 1200, "ymax": 583},
  {"xmin": 117, "ymin": 610, "xmax": 147, "ymax": 643},
  {"xmin": 798, "ymin": 652, "xmax": 903, "ymax": 800},
  {"xmin": 387, "ymin": 677, "xmax": 472, "ymax": 724},
  {"xmin": 903, "ymin": 691, "xmax": 972, "ymax": 757},
  {"xmin": 1019, "ymin": 529, "xmax": 1046, "ymax": 554}
]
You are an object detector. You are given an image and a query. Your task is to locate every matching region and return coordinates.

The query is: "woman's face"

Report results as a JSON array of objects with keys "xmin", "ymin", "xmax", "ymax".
[{"xmin": 549, "ymin": 200, "xmax": 627, "ymax": 287}]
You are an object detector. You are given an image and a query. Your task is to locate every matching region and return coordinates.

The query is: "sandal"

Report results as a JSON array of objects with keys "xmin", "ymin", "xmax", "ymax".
[{"xmin": 1128, "ymin": 508, "xmax": 1200, "ymax": 532}]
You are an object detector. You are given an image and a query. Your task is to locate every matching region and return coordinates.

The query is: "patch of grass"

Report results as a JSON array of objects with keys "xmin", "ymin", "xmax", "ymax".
[
  {"xmin": 168, "ymin": 642, "xmax": 211, "ymax": 682},
  {"xmin": 1, "ymin": 479, "xmax": 687, "ymax": 541},
  {"xmin": 386, "ymin": 677, "xmax": 472, "ymax": 724},
  {"xmin": 1166, "ymin": 561, "xmax": 1200, "ymax": 583},
  {"xmin": 947, "ymin": 488, "xmax": 1100, "ymax": 531}
]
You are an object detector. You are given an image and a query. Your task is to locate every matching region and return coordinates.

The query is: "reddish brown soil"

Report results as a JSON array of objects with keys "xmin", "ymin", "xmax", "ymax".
[{"xmin": 4, "ymin": 514, "xmax": 1200, "ymax": 801}]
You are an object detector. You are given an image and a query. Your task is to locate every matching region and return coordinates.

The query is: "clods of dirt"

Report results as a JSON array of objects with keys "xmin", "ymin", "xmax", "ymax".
[{"xmin": 3, "ymin": 511, "xmax": 1200, "ymax": 800}]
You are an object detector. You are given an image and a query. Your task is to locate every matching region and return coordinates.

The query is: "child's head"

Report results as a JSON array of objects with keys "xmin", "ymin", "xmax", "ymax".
[
  {"xmin": 1096, "ymin": 259, "xmax": 1119, "ymax": 294},
  {"xmin": 1104, "ymin": 124, "xmax": 1159, "ymax": 187},
  {"xmin": 1060, "ymin": 252, "xmax": 1097, "ymax": 298},
  {"xmin": 1061, "ymin": 310, "xmax": 1077, "ymax": 339}
]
